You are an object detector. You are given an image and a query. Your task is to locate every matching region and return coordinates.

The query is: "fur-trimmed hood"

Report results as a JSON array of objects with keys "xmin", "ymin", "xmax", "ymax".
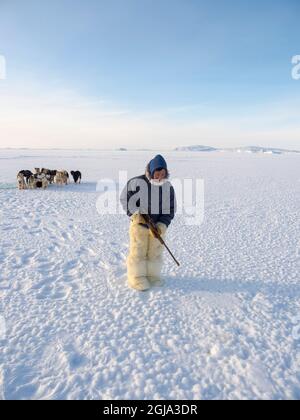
[{"xmin": 145, "ymin": 163, "xmax": 170, "ymax": 181}]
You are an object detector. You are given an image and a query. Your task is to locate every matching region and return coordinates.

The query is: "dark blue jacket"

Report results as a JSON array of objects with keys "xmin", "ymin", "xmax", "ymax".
[{"xmin": 120, "ymin": 172, "xmax": 176, "ymax": 227}]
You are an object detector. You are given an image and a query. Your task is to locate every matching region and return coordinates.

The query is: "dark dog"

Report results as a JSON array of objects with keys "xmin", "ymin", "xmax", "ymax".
[
  {"xmin": 19, "ymin": 170, "xmax": 33, "ymax": 185},
  {"xmin": 28, "ymin": 173, "xmax": 49, "ymax": 189},
  {"xmin": 71, "ymin": 171, "xmax": 82, "ymax": 184},
  {"xmin": 41, "ymin": 169, "xmax": 57, "ymax": 184}
]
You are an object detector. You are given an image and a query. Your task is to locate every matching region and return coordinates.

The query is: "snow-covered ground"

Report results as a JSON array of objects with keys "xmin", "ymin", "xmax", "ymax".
[{"xmin": 0, "ymin": 149, "xmax": 299, "ymax": 400}]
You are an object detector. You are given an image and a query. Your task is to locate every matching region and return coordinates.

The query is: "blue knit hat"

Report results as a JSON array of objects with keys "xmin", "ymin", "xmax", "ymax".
[{"xmin": 149, "ymin": 155, "xmax": 167, "ymax": 178}]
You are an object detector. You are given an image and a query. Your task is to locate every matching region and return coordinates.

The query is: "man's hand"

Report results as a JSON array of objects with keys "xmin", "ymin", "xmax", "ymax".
[{"xmin": 131, "ymin": 212, "xmax": 146, "ymax": 225}]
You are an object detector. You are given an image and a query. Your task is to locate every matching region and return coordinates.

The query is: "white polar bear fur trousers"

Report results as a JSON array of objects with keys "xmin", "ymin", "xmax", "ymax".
[{"xmin": 127, "ymin": 221, "xmax": 167, "ymax": 289}]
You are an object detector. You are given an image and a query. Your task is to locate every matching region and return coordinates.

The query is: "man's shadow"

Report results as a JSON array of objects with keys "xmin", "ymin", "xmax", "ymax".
[{"xmin": 163, "ymin": 276, "xmax": 300, "ymax": 299}]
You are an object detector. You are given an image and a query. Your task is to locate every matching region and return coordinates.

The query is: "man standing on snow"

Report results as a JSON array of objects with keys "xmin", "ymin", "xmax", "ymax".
[{"xmin": 120, "ymin": 155, "xmax": 176, "ymax": 291}]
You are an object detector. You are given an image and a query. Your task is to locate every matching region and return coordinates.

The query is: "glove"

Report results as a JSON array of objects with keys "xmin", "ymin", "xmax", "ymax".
[
  {"xmin": 131, "ymin": 212, "xmax": 146, "ymax": 225},
  {"xmin": 150, "ymin": 222, "xmax": 167, "ymax": 239}
]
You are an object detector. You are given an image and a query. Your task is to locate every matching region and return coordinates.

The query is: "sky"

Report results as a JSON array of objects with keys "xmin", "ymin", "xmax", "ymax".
[{"xmin": 0, "ymin": 0, "xmax": 300, "ymax": 150}]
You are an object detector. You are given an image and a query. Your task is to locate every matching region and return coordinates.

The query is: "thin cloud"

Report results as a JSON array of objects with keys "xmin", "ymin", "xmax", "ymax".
[{"xmin": 0, "ymin": 83, "xmax": 299, "ymax": 150}]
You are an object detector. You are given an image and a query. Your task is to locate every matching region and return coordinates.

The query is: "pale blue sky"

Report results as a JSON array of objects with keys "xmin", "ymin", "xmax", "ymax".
[{"xmin": 0, "ymin": 0, "xmax": 299, "ymax": 149}]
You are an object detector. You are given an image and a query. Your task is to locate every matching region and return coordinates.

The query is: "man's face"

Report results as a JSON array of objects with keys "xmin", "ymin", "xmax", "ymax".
[{"xmin": 153, "ymin": 168, "xmax": 167, "ymax": 181}]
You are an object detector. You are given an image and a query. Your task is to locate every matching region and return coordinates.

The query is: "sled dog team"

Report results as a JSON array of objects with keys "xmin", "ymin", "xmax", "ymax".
[{"xmin": 17, "ymin": 168, "xmax": 82, "ymax": 190}]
